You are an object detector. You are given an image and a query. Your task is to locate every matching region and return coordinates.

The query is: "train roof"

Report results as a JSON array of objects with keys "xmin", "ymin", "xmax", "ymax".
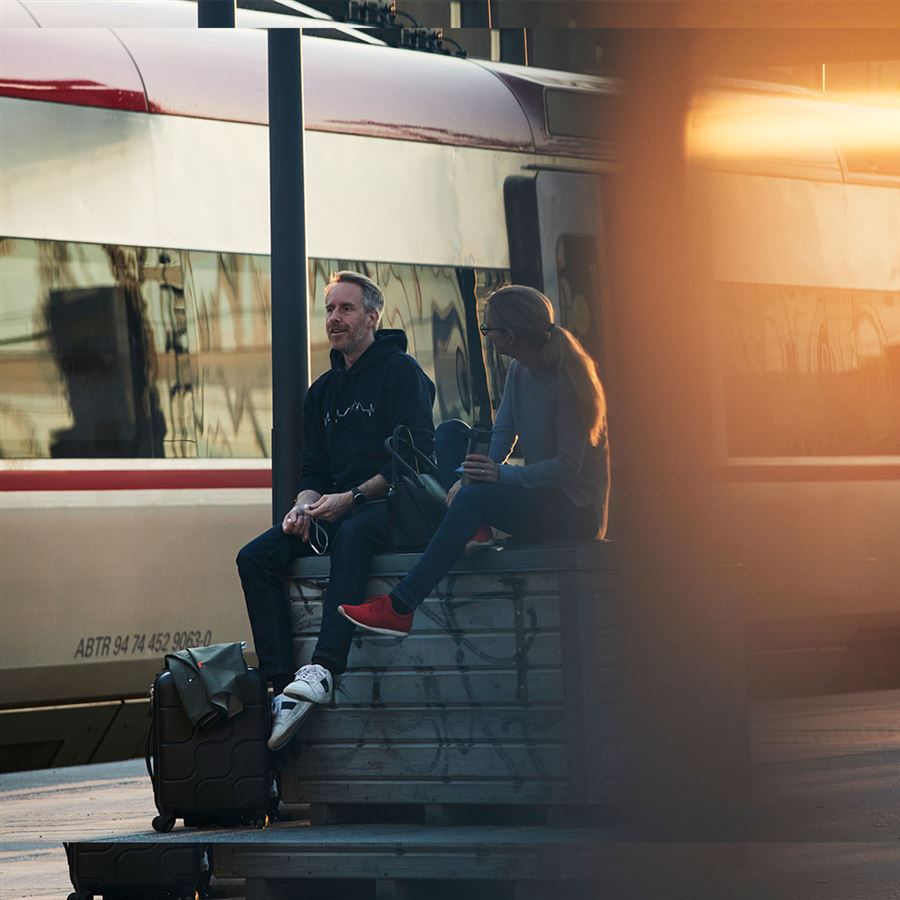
[
  {"xmin": 4, "ymin": 0, "xmax": 343, "ymax": 30},
  {"xmin": 0, "ymin": 0, "xmax": 610, "ymax": 158}
]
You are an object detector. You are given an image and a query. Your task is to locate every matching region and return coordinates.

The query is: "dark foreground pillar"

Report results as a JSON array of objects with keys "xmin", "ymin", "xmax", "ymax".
[
  {"xmin": 267, "ymin": 29, "xmax": 309, "ymax": 524},
  {"xmin": 605, "ymin": 29, "xmax": 749, "ymax": 840}
]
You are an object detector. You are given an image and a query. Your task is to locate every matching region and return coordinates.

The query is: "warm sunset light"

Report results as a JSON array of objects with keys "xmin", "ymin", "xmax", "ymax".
[{"xmin": 686, "ymin": 87, "xmax": 900, "ymax": 171}]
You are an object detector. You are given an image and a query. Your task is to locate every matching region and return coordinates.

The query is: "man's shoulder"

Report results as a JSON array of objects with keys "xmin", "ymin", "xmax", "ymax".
[
  {"xmin": 307, "ymin": 368, "xmax": 336, "ymax": 396},
  {"xmin": 384, "ymin": 350, "xmax": 428, "ymax": 378}
]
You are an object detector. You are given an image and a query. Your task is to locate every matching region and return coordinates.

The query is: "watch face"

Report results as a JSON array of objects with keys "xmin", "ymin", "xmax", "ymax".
[{"xmin": 353, "ymin": 490, "xmax": 365, "ymax": 506}]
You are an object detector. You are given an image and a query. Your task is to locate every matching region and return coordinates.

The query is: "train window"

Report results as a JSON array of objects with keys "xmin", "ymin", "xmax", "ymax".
[
  {"xmin": 186, "ymin": 251, "xmax": 272, "ymax": 458},
  {"xmin": 556, "ymin": 234, "xmax": 607, "ymax": 381},
  {"xmin": 0, "ymin": 239, "xmax": 64, "ymax": 457},
  {"xmin": 719, "ymin": 283, "xmax": 900, "ymax": 456},
  {"xmin": 472, "ymin": 268, "xmax": 511, "ymax": 416},
  {"xmin": 0, "ymin": 243, "xmax": 508, "ymax": 458},
  {"xmin": 544, "ymin": 89, "xmax": 612, "ymax": 142},
  {"xmin": 0, "ymin": 239, "xmax": 184, "ymax": 459},
  {"xmin": 137, "ymin": 247, "xmax": 195, "ymax": 457},
  {"xmin": 309, "ymin": 261, "xmax": 507, "ymax": 426}
]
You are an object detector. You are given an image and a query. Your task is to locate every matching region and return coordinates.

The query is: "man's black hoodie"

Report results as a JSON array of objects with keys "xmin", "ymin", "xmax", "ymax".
[{"xmin": 297, "ymin": 329, "xmax": 436, "ymax": 496}]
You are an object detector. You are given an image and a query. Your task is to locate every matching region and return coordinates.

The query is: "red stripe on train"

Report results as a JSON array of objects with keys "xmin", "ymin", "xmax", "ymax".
[
  {"xmin": 3, "ymin": 464, "xmax": 898, "ymax": 493},
  {"xmin": 0, "ymin": 469, "xmax": 272, "ymax": 492}
]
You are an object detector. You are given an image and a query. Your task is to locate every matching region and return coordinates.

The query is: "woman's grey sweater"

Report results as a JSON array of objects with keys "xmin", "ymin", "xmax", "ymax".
[{"xmin": 487, "ymin": 360, "xmax": 610, "ymax": 518}]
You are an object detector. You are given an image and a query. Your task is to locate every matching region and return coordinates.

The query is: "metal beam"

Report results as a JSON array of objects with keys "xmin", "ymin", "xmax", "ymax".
[{"xmin": 268, "ymin": 29, "xmax": 309, "ymax": 524}]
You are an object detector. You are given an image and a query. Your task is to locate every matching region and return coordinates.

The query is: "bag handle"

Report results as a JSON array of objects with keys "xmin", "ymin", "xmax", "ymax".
[
  {"xmin": 145, "ymin": 679, "xmax": 156, "ymax": 781},
  {"xmin": 384, "ymin": 424, "xmax": 437, "ymax": 487}
]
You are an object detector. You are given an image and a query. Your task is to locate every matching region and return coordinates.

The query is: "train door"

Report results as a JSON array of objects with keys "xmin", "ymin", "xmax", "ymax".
[
  {"xmin": 504, "ymin": 170, "xmax": 618, "ymax": 531},
  {"xmin": 504, "ymin": 170, "xmax": 611, "ymax": 385}
]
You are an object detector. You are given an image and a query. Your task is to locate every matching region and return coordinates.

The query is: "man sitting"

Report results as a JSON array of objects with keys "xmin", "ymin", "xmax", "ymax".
[{"xmin": 236, "ymin": 271, "xmax": 435, "ymax": 749}]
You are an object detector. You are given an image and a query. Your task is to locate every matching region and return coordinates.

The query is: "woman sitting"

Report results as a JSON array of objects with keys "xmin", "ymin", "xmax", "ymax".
[{"xmin": 338, "ymin": 284, "xmax": 610, "ymax": 637}]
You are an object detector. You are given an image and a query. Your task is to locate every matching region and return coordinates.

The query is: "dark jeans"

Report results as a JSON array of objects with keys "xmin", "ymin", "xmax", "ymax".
[
  {"xmin": 392, "ymin": 426, "xmax": 601, "ymax": 612},
  {"xmin": 237, "ymin": 501, "xmax": 390, "ymax": 679}
]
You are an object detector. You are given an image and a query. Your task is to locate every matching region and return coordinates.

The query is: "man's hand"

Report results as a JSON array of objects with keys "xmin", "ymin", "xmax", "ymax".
[
  {"xmin": 283, "ymin": 503, "xmax": 312, "ymax": 539},
  {"xmin": 283, "ymin": 490, "xmax": 322, "ymax": 539},
  {"xmin": 461, "ymin": 453, "xmax": 499, "ymax": 483},
  {"xmin": 446, "ymin": 479, "xmax": 462, "ymax": 506},
  {"xmin": 305, "ymin": 491, "xmax": 353, "ymax": 523}
]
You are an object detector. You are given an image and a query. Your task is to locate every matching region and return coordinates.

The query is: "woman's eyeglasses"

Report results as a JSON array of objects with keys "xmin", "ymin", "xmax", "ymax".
[{"xmin": 479, "ymin": 323, "xmax": 505, "ymax": 335}]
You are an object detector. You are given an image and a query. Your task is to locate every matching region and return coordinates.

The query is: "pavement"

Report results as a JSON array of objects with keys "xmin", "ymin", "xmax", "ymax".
[{"xmin": 1, "ymin": 690, "xmax": 899, "ymax": 899}]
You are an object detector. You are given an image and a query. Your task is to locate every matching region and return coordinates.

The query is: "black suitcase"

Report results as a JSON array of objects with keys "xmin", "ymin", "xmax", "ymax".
[
  {"xmin": 147, "ymin": 666, "xmax": 274, "ymax": 832},
  {"xmin": 64, "ymin": 842, "xmax": 210, "ymax": 899}
]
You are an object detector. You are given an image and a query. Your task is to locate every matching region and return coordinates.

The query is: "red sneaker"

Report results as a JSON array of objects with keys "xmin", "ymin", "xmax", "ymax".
[
  {"xmin": 464, "ymin": 523, "xmax": 495, "ymax": 555},
  {"xmin": 338, "ymin": 594, "xmax": 413, "ymax": 638}
]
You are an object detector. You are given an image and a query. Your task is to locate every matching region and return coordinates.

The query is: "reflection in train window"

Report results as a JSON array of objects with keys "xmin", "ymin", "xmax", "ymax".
[
  {"xmin": 719, "ymin": 283, "xmax": 900, "ymax": 456},
  {"xmin": 310, "ymin": 261, "xmax": 507, "ymax": 427},
  {"xmin": 0, "ymin": 239, "xmax": 179, "ymax": 458},
  {"xmin": 1, "ymin": 239, "xmax": 507, "ymax": 458},
  {"xmin": 556, "ymin": 234, "xmax": 607, "ymax": 382},
  {"xmin": 187, "ymin": 251, "xmax": 272, "ymax": 458},
  {"xmin": 473, "ymin": 268, "xmax": 512, "ymax": 415}
]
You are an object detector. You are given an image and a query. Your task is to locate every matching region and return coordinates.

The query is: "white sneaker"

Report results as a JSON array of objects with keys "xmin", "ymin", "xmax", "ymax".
[
  {"xmin": 267, "ymin": 693, "xmax": 313, "ymax": 751},
  {"xmin": 284, "ymin": 663, "xmax": 334, "ymax": 704}
]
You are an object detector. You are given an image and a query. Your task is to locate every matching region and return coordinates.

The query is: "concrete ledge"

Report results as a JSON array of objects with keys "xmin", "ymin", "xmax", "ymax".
[{"xmin": 281, "ymin": 541, "xmax": 627, "ymax": 815}]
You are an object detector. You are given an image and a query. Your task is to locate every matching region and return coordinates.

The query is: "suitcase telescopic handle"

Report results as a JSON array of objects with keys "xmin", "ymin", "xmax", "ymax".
[{"xmin": 145, "ymin": 681, "xmax": 156, "ymax": 781}]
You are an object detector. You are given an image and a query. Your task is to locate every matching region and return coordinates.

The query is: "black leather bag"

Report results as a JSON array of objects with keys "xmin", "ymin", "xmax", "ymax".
[{"xmin": 384, "ymin": 424, "xmax": 446, "ymax": 550}]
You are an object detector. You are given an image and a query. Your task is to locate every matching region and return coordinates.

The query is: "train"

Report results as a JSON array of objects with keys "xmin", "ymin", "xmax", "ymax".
[{"xmin": 1, "ymin": 0, "xmax": 898, "ymax": 770}]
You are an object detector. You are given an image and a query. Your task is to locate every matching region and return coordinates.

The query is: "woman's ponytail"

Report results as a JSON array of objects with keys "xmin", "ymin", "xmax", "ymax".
[{"xmin": 485, "ymin": 286, "xmax": 607, "ymax": 446}]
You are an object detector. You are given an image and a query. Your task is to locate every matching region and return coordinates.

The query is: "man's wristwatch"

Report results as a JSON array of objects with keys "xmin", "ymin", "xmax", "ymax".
[{"xmin": 351, "ymin": 487, "xmax": 366, "ymax": 507}]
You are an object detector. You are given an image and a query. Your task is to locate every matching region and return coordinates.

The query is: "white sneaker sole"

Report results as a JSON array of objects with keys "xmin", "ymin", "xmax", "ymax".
[
  {"xmin": 267, "ymin": 699, "xmax": 314, "ymax": 751},
  {"xmin": 464, "ymin": 540, "xmax": 496, "ymax": 555},
  {"xmin": 338, "ymin": 606, "xmax": 409, "ymax": 638},
  {"xmin": 283, "ymin": 681, "xmax": 333, "ymax": 704}
]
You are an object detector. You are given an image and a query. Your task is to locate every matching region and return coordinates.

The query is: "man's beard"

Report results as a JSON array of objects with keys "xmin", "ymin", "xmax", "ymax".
[{"xmin": 329, "ymin": 321, "xmax": 369, "ymax": 355}]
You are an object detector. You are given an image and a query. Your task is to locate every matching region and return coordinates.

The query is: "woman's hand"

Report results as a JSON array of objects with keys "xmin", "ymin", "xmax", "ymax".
[{"xmin": 461, "ymin": 453, "xmax": 498, "ymax": 483}]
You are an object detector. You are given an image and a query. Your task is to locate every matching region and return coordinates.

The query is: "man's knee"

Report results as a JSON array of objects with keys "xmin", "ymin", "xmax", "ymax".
[
  {"xmin": 455, "ymin": 483, "xmax": 486, "ymax": 507},
  {"xmin": 236, "ymin": 540, "xmax": 257, "ymax": 572},
  {"xmin": 236, "ymin": 526, "xmax": 285, "ymax": 573}
]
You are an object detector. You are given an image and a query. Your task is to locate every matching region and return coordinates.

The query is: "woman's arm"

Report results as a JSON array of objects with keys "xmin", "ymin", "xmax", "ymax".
[
  {"xmin": 496, "ymin": 384, "xmax": 588, "ymax": 490},
  {"xmin": 487, "ymin": 364, "xmax": 518, "ymax": 462}
]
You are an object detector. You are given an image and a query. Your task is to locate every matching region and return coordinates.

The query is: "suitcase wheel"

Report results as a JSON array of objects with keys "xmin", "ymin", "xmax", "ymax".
[
  {"xmin": 252, "ymin": 813, "xmax": 269, "ymax": 829},
  {"xmin": 152, "ymin": 814, "xmax": 176, "ymax": 833}
]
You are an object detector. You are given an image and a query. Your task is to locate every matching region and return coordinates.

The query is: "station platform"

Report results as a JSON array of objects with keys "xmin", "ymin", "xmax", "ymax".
[{"xmin": 2, "ymin": 689, "xmax": 899, "ymax": 899}]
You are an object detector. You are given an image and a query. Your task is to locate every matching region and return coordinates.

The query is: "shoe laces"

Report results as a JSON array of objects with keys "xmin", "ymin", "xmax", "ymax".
[{"xmin": 294, "ymin": 664, "xmax": 328, "ymax": 685}]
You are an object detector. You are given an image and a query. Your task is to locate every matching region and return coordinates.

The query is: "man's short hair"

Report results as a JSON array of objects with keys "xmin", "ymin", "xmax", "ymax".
[{"xmin": 326, "ymin": 270, "xmax": 385, "ymax": 317}]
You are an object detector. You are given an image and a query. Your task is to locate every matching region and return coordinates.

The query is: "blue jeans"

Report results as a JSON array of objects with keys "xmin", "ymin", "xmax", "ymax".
[
  {"xmin": 391, "ymin": 423, "xmax": 601, "ymax": 612},
  {"xmin": 237, "ymin": 501, "xmax": 390, "ymax": 678}
]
